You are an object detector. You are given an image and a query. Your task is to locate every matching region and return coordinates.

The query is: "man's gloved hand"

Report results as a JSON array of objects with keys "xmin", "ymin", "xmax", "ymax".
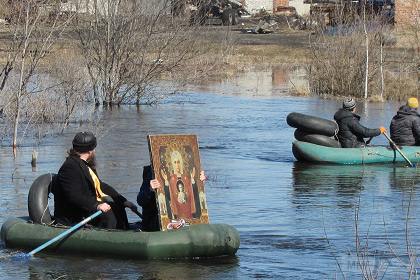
[
  {"xmin": 379, "ymin": 127, "xmax": 387, "ymax": 134},
  {"xmin": 123, "ymin": 200, "xmax": 137, "ymax": 212}
]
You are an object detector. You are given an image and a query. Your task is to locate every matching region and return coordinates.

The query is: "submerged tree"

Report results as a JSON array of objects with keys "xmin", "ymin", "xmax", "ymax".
[
  {"xmin": 402, "ymin": 0, "xmax": 420, "ymax": 95},
  {"xmin": 0, "ymin": 0, "xmax": 231, "ymax": 148},
  {"xmin": 0, "ymin": 1, "xmax": 72, "ymax": 151},
  {"xmin": 74, "ymin": 0, "xmax": 211, "ymax": 106},
  {"xmin": 308, "ymin": 3, "xmax": 417, "ymax": 101}
]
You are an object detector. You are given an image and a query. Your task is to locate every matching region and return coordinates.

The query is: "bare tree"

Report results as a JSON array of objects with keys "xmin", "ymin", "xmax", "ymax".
[
  {"xmin": 354, "ymin": 197, "xmax": 388, "ymax": 280},
  {"xmin": 308, "ymin": 4, "xmax": 411, "ymax": 101},
  {"xmin": 362, "ymin": 0, "xmax": 369, "ymax": 99},
  {"xmin": 73, "ymin": 0, "xmax": 213, "ymax": 106},
  {"xmin": 29, "ymin": 51, "xmax": 92, "ymax": 136},
  {"xmin": 0, "ymin": 0, "xmax": 72, "ymax": 151},
  {"xmin": 403, "ymin": 0, "xmax": 420, "ymax": 95},
  {"xmin": 0, "ymin": 0, "xmax": 232, "ymax": 148},
  {"xmin": 378, "ymin": 33, "xmax": 384, "ymax": 101}
]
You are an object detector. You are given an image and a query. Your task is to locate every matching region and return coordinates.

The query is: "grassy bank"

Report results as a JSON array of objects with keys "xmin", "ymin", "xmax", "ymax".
[{"xmin": 0, "ymin": 22, "xmax": 417, "ymax": 102}]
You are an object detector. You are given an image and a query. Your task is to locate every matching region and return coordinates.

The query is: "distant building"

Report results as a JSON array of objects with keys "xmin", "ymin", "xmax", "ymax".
[
  {"xmin": 289, "ymin": 0, "xmax": 310, "ymax": 16},
  {"xmin": 244, "ymin": 0, "xmax": 310, "ymax": 16},
  {"xmin": 274, "ymin": 0, "xmax": 290, "ymax": 9},
  {"xmin": 395, "ymin": 0, "xmax": 420, "ymax": 27},
  {"xmin": 59, "ymin": 0, "xmax": 119, "ymax": 14},
  {"xmin": 59, "ymin": 0, "xmax": 166, "ymax": 15},
  {"xmin": 244, "ymin": 0, "xmax": 274, "ymax": 14}
]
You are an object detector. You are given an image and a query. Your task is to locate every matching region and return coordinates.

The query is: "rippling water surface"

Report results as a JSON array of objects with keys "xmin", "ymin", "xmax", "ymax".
[{"xmin": 1, "ymin": 69, "xmax": 420, "ymax": 279}]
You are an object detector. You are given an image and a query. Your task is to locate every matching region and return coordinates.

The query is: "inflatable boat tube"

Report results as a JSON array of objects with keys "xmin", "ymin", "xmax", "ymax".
[
  {"xmin": 28, "ymin": 173, "xmax": 55, "ymax": 224},
  {"xmin": 1, "ymin": 217, "xmax": 240, "ymax": 259},
  {"xmin": 12, "ymin": 173, "xmax": 241, "ymax": 259},
  {"xmin": 292, "ymin": 140, "xmax": 420, "ymax": 164},
  {"xmin": 294, "ymin": 129, "xmax": 341, "ymax": 148},
  {"xmin": 287, "ymin": 112, "xmax": 338, "ymax": 137}
]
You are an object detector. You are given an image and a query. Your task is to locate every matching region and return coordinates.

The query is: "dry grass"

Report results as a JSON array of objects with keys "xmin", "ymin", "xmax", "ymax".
[
  {"xmin": 308, "ymin": 11, "xmax": 419, "ymax": 102},
  {"xmin": 1, "ymin": 17, "xmax": 416, "ymax": 103},
  {"xmin": 230, "ymin": 44, "xmax": 309, "ymax": 65},
  {"xmin": 0, "ymin": 19, "xmax": 311, "ymax": 80}
]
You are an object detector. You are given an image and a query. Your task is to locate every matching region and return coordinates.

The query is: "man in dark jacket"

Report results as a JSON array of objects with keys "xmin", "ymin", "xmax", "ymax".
[
  {"xmin": 334, "ymin": 98, "xmax": 386, "ymax": 148},
  {"xmin": 53, "ymin": 131, "xmax": 137, "ymax": 229},
  {"xmin": 136, "ymin": 166, "xmax": 160, "ymax": 232},
  {"xmin": 390, "ymin": 97, "xmax": 420, "ymax": 146},
  {"xmin": 137, "ymin": 165, "xmax": 206, "ymax": 231}
]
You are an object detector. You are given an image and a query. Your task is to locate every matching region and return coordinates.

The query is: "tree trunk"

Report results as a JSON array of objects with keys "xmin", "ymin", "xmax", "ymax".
[
  {"xmin": 363, "ymin": 0, "xmax": 369, "ymax": 99},
  {"xmin": 380, "ymin": 40, "xmax": 384, "ymax": 101},
  {"xmin": 12, "ymin": 105, "xmax": 20, "ymax": 150},
  {"xmin": 13, "ymin": 36, "xmax": 28, "ymax": 150}
]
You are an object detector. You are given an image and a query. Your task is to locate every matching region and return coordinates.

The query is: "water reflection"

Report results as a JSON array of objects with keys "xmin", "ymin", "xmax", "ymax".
[
  {"xmin": 293, "ymin": 163, "xmax": 364, "ymax": 195},
  {"xmin": 293, "ymin": 162, "xmax": 420, "ymax": 196},
  {"xmin": 25, "ymin": 256, "xmax": 240, "ymax": 280},
  {"xmin": 1, "ymin": 89, "xmax": 420, "ymax": 279},
  {"xmin": 186, "ymin": 65, "xmax": 309, "ymax": 97},
  {"xmin": 291, "ymin": 161, "xmax": 420, "ymax": 278},
  {"xmin": 389, "ymin": 166, "xmax": 420, "ymax": 191},
  {"xmin": 292, "ymin": 162, "xmax": 420, "ymax": 215}
]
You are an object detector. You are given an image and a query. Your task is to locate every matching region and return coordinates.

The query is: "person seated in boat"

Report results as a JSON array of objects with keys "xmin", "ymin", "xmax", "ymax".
[
  {"xmin": 390, "ymin": 97, "xmax": 420, "ymax": 147},
  {"xmin": 334, "ymin": 98, "xmax": 387, "ymax": 148},
  {"xmin": 53, "ymin": 131, "xmax": 137, "ymax": 230},
  {"xmin": 137, "ymin": 165, "xmax": 206, "ymax": 232}
]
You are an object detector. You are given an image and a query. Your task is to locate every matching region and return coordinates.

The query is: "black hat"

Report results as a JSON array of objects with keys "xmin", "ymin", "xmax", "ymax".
[{"xmin": 72, "ymin": 131, "xmax": 97, "ymax": 153}]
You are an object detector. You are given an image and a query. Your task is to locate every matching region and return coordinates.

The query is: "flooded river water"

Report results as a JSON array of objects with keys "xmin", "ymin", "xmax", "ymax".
[{"xmin": 1, "ymin": 67, "xmax": 420, "ymax": 279}]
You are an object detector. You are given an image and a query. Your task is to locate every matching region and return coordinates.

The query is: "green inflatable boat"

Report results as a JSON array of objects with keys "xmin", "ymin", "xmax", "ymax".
[
  {"xmin": 1, "ymin": 173, "xmax": 240, "ymax": 259},
  {"xmin": 1, "ymin": 217, "xmax": 240, "ymax": 259},
  {"xmin": 292, "ymin": 141, "xmax": 420, "ymax": 165}
]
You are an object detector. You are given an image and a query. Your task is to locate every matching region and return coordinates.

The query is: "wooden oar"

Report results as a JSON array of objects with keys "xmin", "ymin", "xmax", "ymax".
[
  {"xmin": 383, "ymin": 133, "xmax": 415, "ymax": 168},
  {"xmin": 13, "ymin": 210, "xmax": 102, "ymax": 260}
]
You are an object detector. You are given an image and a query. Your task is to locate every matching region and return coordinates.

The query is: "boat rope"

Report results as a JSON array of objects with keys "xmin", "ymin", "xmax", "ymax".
[
  {"xmin": 360, "ymin": 146, "xmax": 395, "ymax": 165},
  {"xmin": 360, "ymin": 146, "xmax": 367, "ymax": 165},
  {"xmin": 367, "ymin": 148, "xmax": 396, "ymax": 158},
  {"xmin": 333, "ymin": 121, "xmax": 339, "ymax": 141}
]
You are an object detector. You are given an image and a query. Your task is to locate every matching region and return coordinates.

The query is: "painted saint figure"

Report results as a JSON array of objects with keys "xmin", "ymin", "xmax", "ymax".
[
  {"xmin": 199, "ymin": 191, "xmax": 207, "ymax": 210},
  {"xmin": 161, "ymin": 150, "xmax": 196, "ymax": 219},
  {"xmin": 177, "ymin": 182, "xmax": 187, "ymax": 204},
  {"xmin": 158, "ymin": 192, "xmax": 168, "ymax": 216}
]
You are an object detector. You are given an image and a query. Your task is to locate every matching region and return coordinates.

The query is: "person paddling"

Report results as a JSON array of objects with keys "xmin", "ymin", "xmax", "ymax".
[
  {"xmin": 53, "ymin": 131, "xmax": 137, "ymax": 229},
  {"xmin": 334, "ymin": 98, "xmax": 387, "ymax": 148},
  {"xmin": 390, "ymin": 97, "xmax": 420, "ymax": 147}
]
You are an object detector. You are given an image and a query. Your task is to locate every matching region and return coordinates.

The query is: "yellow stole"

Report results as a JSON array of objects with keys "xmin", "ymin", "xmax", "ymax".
[{"xmin": 88, "ymin": 166, "xmax": 107, "ymax": 202}]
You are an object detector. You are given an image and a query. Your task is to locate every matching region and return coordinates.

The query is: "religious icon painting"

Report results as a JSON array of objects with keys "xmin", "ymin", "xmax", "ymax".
[{"xmin": 147, "ymin": 134, "xmax": 209, "ymax": 231}]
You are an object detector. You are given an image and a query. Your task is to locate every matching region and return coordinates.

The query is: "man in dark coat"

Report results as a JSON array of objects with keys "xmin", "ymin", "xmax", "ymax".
[
  {"xmin": 136, "ymin": 166, "xmax": 161, "ymax": 232},
  {"xmin": 137, "ymin": 165, "xmax": 206, "ymax": 232},
  {"xmin": 390, "ymin": 97, "xmax": 420, "ymax": 146},
  {"xmin": 53, "ymin": 131, "xmax": 137, "ymax": 229},
  {"xmin": 334, "ymin": 98, "xmax": 386, "ymax": 148}
]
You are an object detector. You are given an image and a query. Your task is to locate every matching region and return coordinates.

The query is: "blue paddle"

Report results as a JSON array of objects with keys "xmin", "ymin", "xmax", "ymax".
[
  {"xmin": 13, "ymin": 210, "xmax": 102, "ymax": 260},
  {"xmin": 383, "ymin": 133, "xmax": 415, "ymax": 168}
]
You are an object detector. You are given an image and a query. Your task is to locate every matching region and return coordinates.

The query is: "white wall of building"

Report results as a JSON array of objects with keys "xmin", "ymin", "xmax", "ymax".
[
  {"xmin": 289, "ymin": 0, "xmax": 310, "ymax": 16},
  {"xmin": 60, "ymin": 0, "xmax": 169, "ymax": 15},
  {"xmin": 245, "ymin": 0, "xmax": 274, "ymax": 14}
]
